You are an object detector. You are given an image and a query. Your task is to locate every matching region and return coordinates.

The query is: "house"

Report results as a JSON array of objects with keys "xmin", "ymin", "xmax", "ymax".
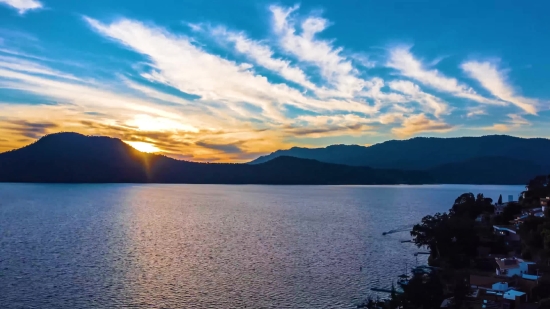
[
  {"xmin": 495, "ymin": 258, "xmax": 535, "ymax": 277},
  {"xmin": 492, "ymin": 281, "xmax": 509, "ymax": 291},
  {"xmin": 525, "ymin": 207, "xmax": 543, "ymax": 216},
  {"xmin": 493, "ymin": 225, "xmax": 520, "ymax": 241},
  {"xmin": 503, "ymin": 289, "xmax": 527, "ymax": 302},
  {"xmin": 470, "ymin": 274, "xmax": 510, "ymax": 289},
  {"xmin": 476, "ymin": 288, "xmax": 528, "ymax": 309},
  {"xmin": 512, "ymin": 209, "xmax": 545, "ymax": 226},
  {"xmin": 511, "ymin": 214, "xmax": 529, "ymax": 225}
]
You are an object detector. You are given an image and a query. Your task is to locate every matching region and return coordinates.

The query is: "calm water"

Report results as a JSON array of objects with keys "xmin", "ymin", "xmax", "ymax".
[{"xmin": 0, "ymin": 184, "xmax": 523, "ymax": 308}]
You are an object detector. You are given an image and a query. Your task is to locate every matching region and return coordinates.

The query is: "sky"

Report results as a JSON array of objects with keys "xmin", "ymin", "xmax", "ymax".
[{"xmin": 0, "ymin": 0, "xmax": 548, "ymax": 162}]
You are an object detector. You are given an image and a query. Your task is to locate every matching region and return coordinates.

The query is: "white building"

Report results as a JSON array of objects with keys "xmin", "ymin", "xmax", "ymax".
[
  {"xmin": 494, "ymin": 258, "xmax": 534, "ymax": 277},
  {"xmin": 492, "ymin": 281, "xmax": 508, "ymax": 291},
  {"xmin": 503, "ymin": 290, "xmax": 526, "ymax": 302}
]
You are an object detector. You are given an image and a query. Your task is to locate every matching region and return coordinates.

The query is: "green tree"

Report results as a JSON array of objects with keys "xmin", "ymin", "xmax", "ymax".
[{"xmin": 498, "ymin": 194, "xmax": 503, "ymax": 205}]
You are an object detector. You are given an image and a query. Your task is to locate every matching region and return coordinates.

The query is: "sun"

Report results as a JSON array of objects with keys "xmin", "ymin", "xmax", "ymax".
[{"xmin": 125, "ymin": 141, "xmax": 161, "ymax": 153}]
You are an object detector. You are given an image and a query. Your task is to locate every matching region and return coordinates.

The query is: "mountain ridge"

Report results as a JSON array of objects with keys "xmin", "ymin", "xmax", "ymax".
[
  {"xmin": 0, "ymin": 132, "xmax": 432, "ymax": 184},
  {"xmin": 0, "ymin": 132, "xmax": 548, "ymax": 184},
  {"xmin": 249, "ymin": 135, "xmax": 550, "ymax": 170}
]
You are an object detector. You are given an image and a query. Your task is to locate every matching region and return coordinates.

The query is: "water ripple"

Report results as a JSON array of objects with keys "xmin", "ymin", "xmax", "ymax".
[{"xmin": 0, "ymin": 184, "xmax": 523, "ymax": 308}]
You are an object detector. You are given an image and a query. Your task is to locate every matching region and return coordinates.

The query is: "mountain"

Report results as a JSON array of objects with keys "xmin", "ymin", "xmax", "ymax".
[
  {"xmin": 250, "ymin": 135, "xmax": 550, "ymax": 171},
  {"xmin": 0, "ymin": 133, "xmax": 432, "ymax": 184},
  {"xmin": 429, "ymin": 156, "xmax": 546, "ymax": 185}
]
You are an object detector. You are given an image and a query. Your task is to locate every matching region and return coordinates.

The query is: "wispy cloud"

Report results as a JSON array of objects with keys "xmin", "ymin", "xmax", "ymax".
[
  {"xmin": 0, "ymin": 0, "xmax": 42, "ymax": 14},
  {"xmin": 481, "ymin": 124, "xmax": 510, "ymax": 132},
  {"xmin": 84, "ymin": 16, "xmax": 383, "ymax": 122},
  {"xmin": 391, "ymin": 113, "xmax": 453, "ymax": 137},
  {"xmin": 285, "ymin": 114, "xmax": 375, "ymax": 138},
  {"xmin": 461, "ymin": 60, "xmax": 538, "ymax": 114},
  {"xmin": 269, "ymin": 5, "xmax": 371, "ymax": 98},
  {"xmin": 507, "ymin": 114, "xmax": 530, "ymax": 126},
  {"xmin": 2, "ymin": 119, "xmax": 57, "ymax": 139},
  {"xmin": 211, "ymin": 27, "xmax": 318, "ymax": 92},
  {"xmin": 122, "ymin": 77, "xmax": 192, "ymax": 107},
  {"xmin": 388, "ymin": 80, "xmax": 449, "ymax": 117},
  {"xmin": 465, "ymin": 107, "xmax": 486, "ymax": 118},
  {"xmin": 387, "ymin": 46, "xmax": 502, "ymax": 106},
  {"xmin": 195, "ymin": 140, "xmax": 244, "ymax": 154},
  {"xmin": 0, "ymin": 55, "xmax": 81, "ymax": 81},
  {"xmin": 480, "ymin": 114, "xmax": 530, "ymax": 132}
]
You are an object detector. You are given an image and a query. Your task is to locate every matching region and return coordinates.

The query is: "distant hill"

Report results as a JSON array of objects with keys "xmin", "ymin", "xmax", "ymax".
[
  {"xmin": 429, "ymin": 156, "xmax": 546, "ymax": 185},
  {"xmin": 250, "ymin": 135, "xmax": 550, "ymax": 170},
  {"xmin": 0, "ymin": 133, "xmax": 432, "ymax": 184}
]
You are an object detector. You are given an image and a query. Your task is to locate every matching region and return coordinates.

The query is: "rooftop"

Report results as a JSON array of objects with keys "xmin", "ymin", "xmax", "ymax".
[
  {"xmin": 493, "ymin": 225, "xmax": 518, "ymax": 234},
  {"xmin": 503, "ymin": 290, "xmax": 526, "ymax": 300},
  {"xmin": 495, "ymin": 258, "xmax": 532, "ymax": 270}
]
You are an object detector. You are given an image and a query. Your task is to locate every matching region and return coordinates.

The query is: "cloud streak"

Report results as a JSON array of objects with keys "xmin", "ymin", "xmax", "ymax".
[
  {"xmin": 480, "ymin": 114, "xmax": 531, "ymax": 132},
  {"xmin": 269, "ymin": 5, "xmax": 375, "ymax": 99},
  {"xmin": 388, "ymin": 80, "xmax": 449, "ymax": 117},
  {"xmin": 391, "ymin": 114, "xmax": 453, "ymax": 137},
  {"xmin": 0, "ymin": 0, "xmax": 42, "ymax": 14},
  {"xmin": 2, "ymin": 119, "xmax": 57, "ymax": 139},
  {"xmin": 461, "ymin": 60, "xmax": 538, "ymax": 114},
  {"xmin": 387, "ymin": 46, "xmax": 503, "ymax": 106}
]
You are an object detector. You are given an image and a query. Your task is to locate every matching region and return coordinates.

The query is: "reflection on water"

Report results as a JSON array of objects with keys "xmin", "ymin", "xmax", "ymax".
[{"xmin": 0, "ymin": 184, "xmax": 523, "ymax": 308}]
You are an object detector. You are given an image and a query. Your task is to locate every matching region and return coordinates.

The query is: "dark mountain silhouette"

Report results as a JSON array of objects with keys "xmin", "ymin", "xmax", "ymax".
[
  {"xmin": 249, "ymin": 135, "xmax": 550, "ymax": 170},
  {"xmin": 0, "ymin": 132, "xmax": 432, "ymax": 184},
  {"xmin": 429, "ymin": 156, "xmax": 546, "ymax": 185}
]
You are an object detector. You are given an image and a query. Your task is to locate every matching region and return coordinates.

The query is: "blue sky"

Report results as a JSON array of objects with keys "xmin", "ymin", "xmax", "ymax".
[{"xmin": 0, "ymin": 0, "xmax": 548, "ymax": 161}]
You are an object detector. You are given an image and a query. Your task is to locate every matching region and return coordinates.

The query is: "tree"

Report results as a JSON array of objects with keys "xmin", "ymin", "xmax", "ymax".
[
  {"xmin": 494, "ymin": 202, "xmax": 522, "ymax": 224},
  {"xmin": 450, "ymin": 193, "xmax": 493, "ymax": 219},
  {"xmin": 498, "ymin": 194, "xmax": 503, "ymax": 205},
  {"xmin": 527, "ymin": 175, "xmax": 548, "ymax": 191},
  {"xmin": 401, "ymin": 271, "xmax": 445, "ymax": 309},
  {"xmin": 451, "ymin": 193, "xmax": 476, "ymax": 218},
  {"xmin": 446, "ymin": 216, "xmax": 479, "ymax": 268},
  {"xmin": 522, "ymin": 175, "xmax": 550, "ymax": 205},
  {"xmin": 411, "ymin": 211, "xmax": 479, "ymax": 268},
  {"xmin": 451, "ymin": 271, "xmax": 471, "ymax": 309},
  {"xmin": 411, "ymin": 213, "xmax": 449, "ymax": 258}
]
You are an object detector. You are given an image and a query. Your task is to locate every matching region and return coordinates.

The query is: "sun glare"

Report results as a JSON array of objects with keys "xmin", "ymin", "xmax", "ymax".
[{"xmin": 125, "ymin": 141, "xmax": 161, "ymax": 153}]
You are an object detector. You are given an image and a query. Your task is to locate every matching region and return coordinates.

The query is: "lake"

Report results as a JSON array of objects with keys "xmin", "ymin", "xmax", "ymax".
[{"xmin": 0, "ymin": 184, "xmax": 523, "ymax": 308}]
